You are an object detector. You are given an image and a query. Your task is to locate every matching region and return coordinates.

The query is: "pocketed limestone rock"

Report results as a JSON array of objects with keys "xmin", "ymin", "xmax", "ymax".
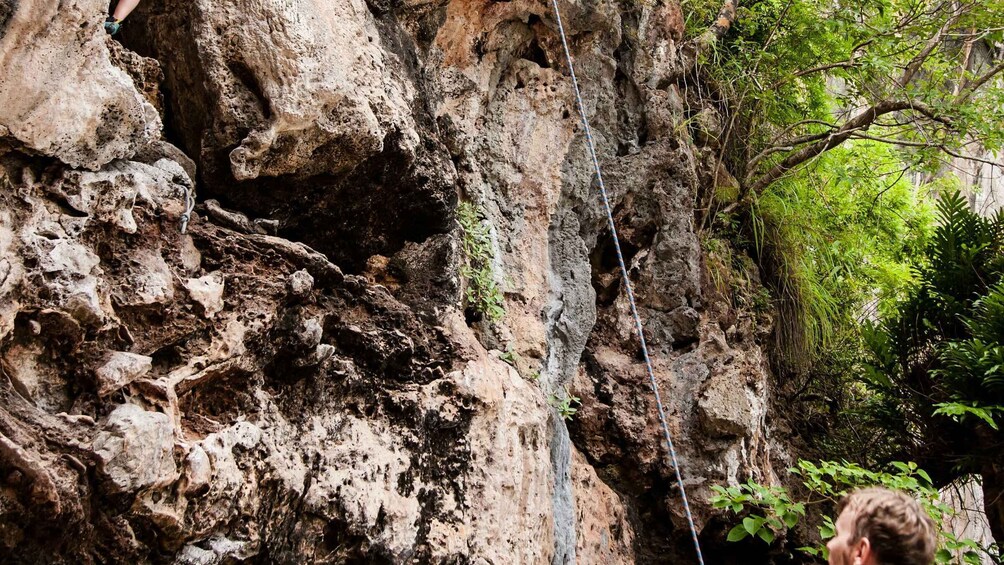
[
  {"xmin": 0, "ymin": 0, "xmax": 161, "ymax": 169},
  {"xmin": 572, "ymin": 448, "xmax": 635, "ymax": 563},
  {"xmin": 184, "ymin": 273, "xmax": 225, "ymax": 318},
  {"xmin": 287, "ymin": 269, "xmax": 314, "ymax": 299},
  {"xmin": 133, "ymin": 0, "xmax": 414, "ymax": 183},
  {"xmin": 181, "ymin": 445, "xmax": 212, "ymax": 497},
  {"xmin": 698, "ymin": 372, "xmax": 757, "ymax": 438},
  {"xmin": 51, "ymin": 159, "xmax": 195, "ymax": 234},
  {"xmin": 95, "ymin": 352, "xmax": 154, "ymax": 396},
  {"xmin": 124, "ymin": 249, "xmax": 176, "ymax": 306},
  {"xmin": 93, "ymin": 404, "xmax": 179, "ymax": 494},
  {"xmin": 0, "ymin": 0, "xmax": 797, "ymax": 559}
]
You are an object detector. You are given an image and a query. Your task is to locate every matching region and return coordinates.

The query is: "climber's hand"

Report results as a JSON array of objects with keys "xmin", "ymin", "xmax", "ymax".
[{"xmin": 104, "ymin": 17, "xmax": 121, "ymax": 35}]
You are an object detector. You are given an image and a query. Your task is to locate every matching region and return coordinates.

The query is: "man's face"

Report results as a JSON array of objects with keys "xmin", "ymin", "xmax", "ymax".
[{"xmin": 827, "ymin": 508, "xmax": 866, "ymax": 565}]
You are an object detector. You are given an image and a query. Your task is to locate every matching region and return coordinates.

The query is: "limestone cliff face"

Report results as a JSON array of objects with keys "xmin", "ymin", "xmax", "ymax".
[{"xmin": 0, "ymin": 0, "xmax": 784, "ymax": 563}]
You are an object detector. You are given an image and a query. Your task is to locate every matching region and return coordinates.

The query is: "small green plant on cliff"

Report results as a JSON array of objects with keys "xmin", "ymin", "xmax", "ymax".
[
  {"xmin": 499, "ymin": 348, "xmax": 519, "ymax": 367},
  {"xmin": 458, "ymin": 201, "xmax": 505, "ymax": 323},
  {"xmin": 549, "ymin": 386, "xmax": 581, "ymax": 421},
  {"xmin": 710, "ymin": 460, "xmax": 989, "ymax": 563}
]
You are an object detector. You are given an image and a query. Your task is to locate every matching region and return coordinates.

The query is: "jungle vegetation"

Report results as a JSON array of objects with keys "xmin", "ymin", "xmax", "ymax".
[{"xmin": 685, "ymin": 0, "xmax": 1004, "ymax": 558}]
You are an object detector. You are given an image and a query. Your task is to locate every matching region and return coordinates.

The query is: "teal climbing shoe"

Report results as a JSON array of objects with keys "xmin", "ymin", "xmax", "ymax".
[{"xmin": 104, "ymin": 17, "xmax": 121, "ymax": 35}]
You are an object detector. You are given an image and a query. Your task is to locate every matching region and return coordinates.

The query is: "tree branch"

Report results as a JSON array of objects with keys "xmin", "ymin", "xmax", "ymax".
[
  {"xmin": 792, "ymin": 61, "xmax": 860, "ymax": 79},
  {"xmin": 770, "ymin": 119, "xmax": 839, "ymax": 142},
  {"xmin": 953, "ymin": 28, "xmax": 977, "ymax": 97},
  {"xmin": 847, "ymin": 133, "xmax": 1002, "ymax": 170},
  {"xmin": 770, "ymin": 41, "xmax": 874, "ymax": 89},
  {"xmin": 954, "ymin": 60, "xmax": 1004, "ymax": 105},
  {"xmin": 901, "ymin": 100, "xmax": 955, "ymax": 127},
  {"xmin": 747, "ymin": 131, "xmax": 834, "ymax": 171},
  {"xmin": 695, "ymin": 0, "xmax": 737, "ymax": 51},
  {"xmin": 898, "ymin": 4, "xmax": 966, "ymax": 87},
  {"xmin": 682, "ymin": 0, "xmax": 739, "ymax": 70},
  {"xmin": 744, "ymin": 121, "xmax": 842, "ymax": 172},
  {"xmin": 849, "ymin": 132, "xmax": 935, "ymax": 147},
  {"xmin": 745, "ymin": 100, "xmax": 952, "ymax": 193},
  {"xmin": 940, "ymin": 146, "xmax": 1004, "ymax": 170}
]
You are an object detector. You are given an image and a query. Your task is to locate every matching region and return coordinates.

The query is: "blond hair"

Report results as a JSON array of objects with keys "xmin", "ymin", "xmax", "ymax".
[{"xmin": 836, "ymin": 487, "xmax": 937, "ymax": 565}]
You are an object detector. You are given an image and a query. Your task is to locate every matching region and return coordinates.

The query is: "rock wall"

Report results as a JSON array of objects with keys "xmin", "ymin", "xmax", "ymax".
[{"xmin": 0, "ymin": 0, "xmax": 786, "ymax": 562}]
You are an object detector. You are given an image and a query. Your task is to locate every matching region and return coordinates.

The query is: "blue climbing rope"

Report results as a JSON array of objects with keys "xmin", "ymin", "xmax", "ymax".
[{"xmin": 546, "ymin": 1, "xmax": 706, "ymax": 562}]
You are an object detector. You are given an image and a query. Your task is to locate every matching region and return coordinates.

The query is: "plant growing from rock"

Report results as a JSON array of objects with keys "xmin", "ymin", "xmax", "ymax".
[
  {"xmin": 498, "ymin": 348, "xmax": 518, "ymax": 367},
  {"xmin": 548, "ymin": 386, "xmax": 581, "ymax": 421},
  {"xmin": 457, "ymin": 201, "xmax": 505, "ymax": 323}
]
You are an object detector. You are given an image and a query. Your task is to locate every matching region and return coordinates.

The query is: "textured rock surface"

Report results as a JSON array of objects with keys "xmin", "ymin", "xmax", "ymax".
[
  {"xmin": 0, "ymin": 0, "xmax": 161, "ymax": 169},
  {"xmin": 0, "ymin": 149, "xmax": 555, "ymax": 562},
  {"xmin": 125, "ymin": 0, "xmax": 457, "ymax": 274},
  {"xmin": 95, "ymin": 352, "xmax": 154, "ymax": 396},
  {"xmin": 572, "ymin": 448, "xmax": 635, "ymax": 563},
  {"xmin": 0, "ymin": 0, "xmax": 790, "ymax": 562},
  {"xmin": 93, "ymin": 404, "xmax": 179, "ymax": 494}
]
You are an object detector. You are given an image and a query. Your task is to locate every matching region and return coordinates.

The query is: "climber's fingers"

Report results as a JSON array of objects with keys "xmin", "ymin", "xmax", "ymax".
[{"xmin": 104, "ymin": 17, "xmax": 122, "ymax": 35}]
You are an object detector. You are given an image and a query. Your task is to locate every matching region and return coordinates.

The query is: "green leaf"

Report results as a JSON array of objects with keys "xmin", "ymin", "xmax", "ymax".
[
  {"xmin": 933, "ymin": 402, "xmax": 1000, "ymax": 430},
  {"xmin": 727, "ymin": 524, "xmax": 750, "ymax": 542},
  {"xmin": 743, "ymin": 516, "xmax": 765, "ymax": 536},
  {"xmin": 757, "ymin": 528, "xmax": 776, "ymax": 544}
]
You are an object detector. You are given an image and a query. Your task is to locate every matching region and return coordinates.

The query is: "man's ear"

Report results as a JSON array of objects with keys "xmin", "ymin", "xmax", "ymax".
[{"xmin": 854, "ymin": 536, "xmax": 872, "ymax": 564}]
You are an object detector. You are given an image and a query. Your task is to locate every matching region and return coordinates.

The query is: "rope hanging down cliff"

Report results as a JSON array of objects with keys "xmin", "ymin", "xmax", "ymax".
[{"xmin": 546, "ymin": 1, "xmax": 706, "ymax": 562}]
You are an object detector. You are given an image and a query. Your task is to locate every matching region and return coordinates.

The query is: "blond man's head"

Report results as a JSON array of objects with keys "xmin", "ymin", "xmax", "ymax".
[{"xmin": 827, "ymin": 487, "xmax": 937, "ymax": 565}]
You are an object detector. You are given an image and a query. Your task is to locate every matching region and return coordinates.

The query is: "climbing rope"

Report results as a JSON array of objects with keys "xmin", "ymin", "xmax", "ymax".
[{"xmin": 546, "ymin": 1, "xmax": 706, "ymax": 562}]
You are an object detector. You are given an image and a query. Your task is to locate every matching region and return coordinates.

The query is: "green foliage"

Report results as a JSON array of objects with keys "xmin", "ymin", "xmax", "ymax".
[
  {"xmin": 860, "ymin": 191, "xmax": 1004, "ymax": 463},
  {"xmin": 715, "ymin": 140, "xmax": 933, "ymax": 376},
  {"xmin": 685, "ymin": 0, "xmax": 1004, "ymax": 551},
  {"xmin": 458, "ymin": 202, "xmax": 505, "ymax": 323},
  {"xmin": 687, "ymin": 0, "xmax": 1004, "ymax": 189},
  {"xmin": 548, "ymin": 386, "xmax": 581, "ymax": 421},
  {"xmin": 934, "ymin": 283, "xmax": 1004, "ymax": 427},
  {"xmin": 711, "ymin": 480, "xmax": 805, "ymax": 545},
  {"xmin": 932, "ymin": 402, "xmax": 1002, "ymax": 431},
  {"xmin": 695, "ymin": 0, "xmax": 1003, "ymax": 386},
  {"xmin": 711, "ymin": 460, "xmax": 991, "ymax": 563},
  {"xmin": 794, "ymin": 460, "xmax": 936, "ymax": 501}
]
